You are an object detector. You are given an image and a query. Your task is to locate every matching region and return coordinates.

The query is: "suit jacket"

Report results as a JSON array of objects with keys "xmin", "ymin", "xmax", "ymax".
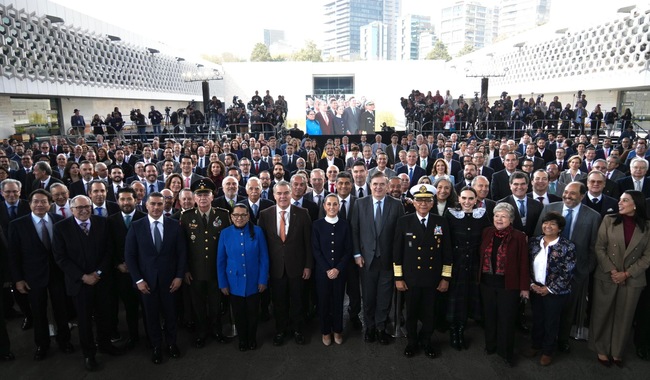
[
  {"xmin": 69, "ymin": 180, "xmax": 91, "ymax": 197},
  {"xmin": 212, "ymin": 195, "xmax": 246, "ymax": 213},
  {"xmin": 315, "ymin": 110, "xmax": 335, "ymax": 135},
  {"xmin": 303, "ymin": 191, "xmax": 327, "ymax": 209},
  {"xmin": 8, "ymin": 213, "xmax": 64, "ymax": 288},
  {"xmin": 558, "ymin": 171, "xmax": 587, "ymax": 185},
  {"xmin": 488, "ymin": 156, "xmax": 505, "ymax": 172},
  {"xmin": 293, "ymin": 197, "xmax": 319, "ymax": 221},
  {"xmin": 311, "ymin": 218, "xmax": 352, "ymax": 277},
  {"xmin": 124, "ymin": 217, "xmax": 187, "ymax": 291},
  {"xmin": 180, "ymin": 173, "xmax": 204, "ymax": 188},
  {"xmin": 393, "ymin": 213, "xmax": 452, "ymax": 287},
  {"xmin": 582, "ymin": 194, "xmax": 618, "ymax": 217},
  {"xmin": 318, "ymin": 157, "xmax": 345, "ymax": 172},
  {"xmin": 490, "ymin": 170, "xmax": 513, "ymax": 202},
  {"xmin": 107, "ymin": 211, "xmax": 147, "ymax": 267},
  {"xmin": 520, "ymin": 156, "xmax": 545, "ymax": 171},
  {"xmin": 536, "ymin": 149, "xmax": 555, "ymax": 164},
  {"xmin": 367, "ymin": 167, "xmax": 397, "ymax": 183},
  {"xmin": 0, "ymin": 200, "xmax": 31, "ymax": 240},
  {"xmin": 52, "ymin": 216, "xmax": 111, "ymax": 296},
  {"xmin": 527, "ymin": 192, "xmax": 562, "ymax": 206},
  {"xmin": 607, "ymin": 169, "xmax": 626, "ymax": 182},
  {"xmin": 478, "ymin": 227, "xmax": 530, "ymax": 290},
  {"xmin": 396, "ymin": 165, "xmax": 427, "ymax": 188},
  {"xmin": 282, "ymin": 154, "xmax": 299, "ymax": 172},
  {"xmin": 579, "ymin": 177, "xmax": 620, "ymax": 199},
  {"xmin": 528, "ymin": 235, "xmax": 576, "ymax": 295},
  {"xmin": 417, "ymin": 157, "xmax": 434, "ymax": 176},
  {"xmin": 534, "ymin": 202, "xmax": 601, "ymax": 284},
  {"xmin": 258, "ymin": 205, "xmax": 313, "ymax": 279},
  {"xmin": 617, "ymin": 176, "xmax": 650, "ymax": 198},
  {"xmin": 498, "ymin": 195, "xmax": 543, "ymax": 237},
  {"xmin": 243, "ymin": 198, "xmax": 275, "ymax": 225},
  {"xmin": 476, "ymin": 166, "xmax": 494, "ymax": 181},
  {"xmin": 350, "ymin": 196, "xmax": 405, "ymax": 271},
  {"xmin": 385, "ymin": 144, "xmax": 403, "ymax": 167},
  {"xmin": 342, "ymin": 107, "xmax": 361, "ymax": 134},
  {"xmin": 594, "ymin": 216, "xmax": 650, "ymax": 288},
  {"xmin": 92, "ymin": 201, "xmax": 120, "ymax": 217},
  {"xmin": 249, "ymin": 160, "xmax": 270, "ymax": 176},
  {"xmin": 31, "ymin": 176, "xmax": 63, "ymax": 193}
]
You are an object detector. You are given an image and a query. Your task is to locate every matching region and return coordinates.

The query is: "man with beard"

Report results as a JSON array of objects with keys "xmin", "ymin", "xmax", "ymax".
[{"xmin": 455, "ymin": 162, "xmax": 477, "ymax": 193}]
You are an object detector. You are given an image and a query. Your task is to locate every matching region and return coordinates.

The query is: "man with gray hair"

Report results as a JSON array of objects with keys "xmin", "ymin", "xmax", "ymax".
[
  {"xmin": 617, "ymin": 157, "xmax": 650, "ymax": 197},
  {"xmin": 213, "ymin": 176, "xmax": 245, "ymax": 212},
  {"xmin": 49, "ymin": 182, "xmax": 72, "ymax": 218},
  {"xmin": 32, "ymin": 161, "xmax": 63, "ymax": 192}
]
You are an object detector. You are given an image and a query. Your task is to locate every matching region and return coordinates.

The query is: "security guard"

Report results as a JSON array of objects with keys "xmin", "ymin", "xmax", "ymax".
[
  {"xmin": 180, "ymin": 178, "xmax": 231, "ymax": 348},
  {"xmin": 393, "ymin": 184, "xmax": 452, "ymax": 359}
]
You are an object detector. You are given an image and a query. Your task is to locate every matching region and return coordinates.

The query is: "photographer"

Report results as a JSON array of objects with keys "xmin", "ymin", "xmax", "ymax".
[
  {"xmin": 110, "ymin": 107, "xmax": 125, "ymax": 140},
  {"xmin": 559, "ymin": 104, "xmax": 575, "ymax": 138},
  {"xmin": 148, "ymin": 106, "xmax": 163, "ymax": 136},
  {"xmin": 132, "ymin": 109, "xmax": 147, "ymax": 142},
  {"xmin": 91, "ymin": 114, "xmax": 105, "ymax": 136}
]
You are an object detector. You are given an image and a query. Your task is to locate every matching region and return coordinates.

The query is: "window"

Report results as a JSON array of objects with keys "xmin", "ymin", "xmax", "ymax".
[{"xmin": 313, "ymin": 76, "xmax": 354, "ymax": 96}]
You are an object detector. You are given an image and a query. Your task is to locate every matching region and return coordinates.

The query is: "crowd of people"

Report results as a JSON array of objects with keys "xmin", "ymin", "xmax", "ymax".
[
  {"xmin": 401, "ymin": 89, "xmax": 635, "ymax": 140},
  {"xmin": 0, "ymin": 95, "xmax": 649, "ymax": 372}
]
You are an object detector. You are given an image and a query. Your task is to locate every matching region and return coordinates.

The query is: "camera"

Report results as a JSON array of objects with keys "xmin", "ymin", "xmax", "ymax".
[{"xmin": 165, "ymin": 106, "xmax": 171, "ymax": 113}]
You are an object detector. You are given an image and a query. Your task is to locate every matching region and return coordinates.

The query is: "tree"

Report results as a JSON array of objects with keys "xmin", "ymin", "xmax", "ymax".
[
  {"xmin": 250, "ymin": 43, "xmax": 272, "ymax": 62},
  {"xmin": 201, "ymin": 52, "xmax": 244, "ymax": 64},
  {"xmin": 292, "ymin": 40, "xmax": 323, "ymax": 62},
  {"xmin": 456, "ymin": 44, "xmax": 475, "ymax": 57},
  {"xmin": 426, "ymin": 41, "xmax": 451, "ymax": 61}
]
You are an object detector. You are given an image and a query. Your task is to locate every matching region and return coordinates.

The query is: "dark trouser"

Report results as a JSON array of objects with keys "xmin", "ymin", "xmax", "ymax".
[
  {"xmin": 360, "ymin": 259, "xmax": 393, "ymax": 331},
  {"xmin": 29, "ymin": 280, "xmax": 71, "ymax": 348},
  {"xmin": 558, "ymin": 278, "xmax": 585, "ymax": 343},
  {"xmin": 2, "ymin": 286, "xmax": 32, "ymax": 320},
  {"xmin": 531, "ymin": 292, "xmax": 568, "ymax": 356},
  {"xmin": 316, "ymin": 273, "xmax": 346, "ymax": 335},
  {"xmin": 113, "ymin": 271, "xmax": 143, "ymax": 339},
  {"xmin": 189, "ymin": 279, "xmax": 222, "ymax": 338},
  {"xmin": 404, "ymin": 286, "xmax": 436, "ymax": 346},
  {"xmin": 270, "ymin": 273, "xmax": 304, "ymax": 334},
  {"xmin": 230, "ymin": 294, "xmax": 260, "ymax": 344},
  {"xmin": 480, "ymin": 281, "xmax": 519, "ymax": 361},
  {"xmin": 260, "ymin": 287, "xmax": 271, "ymax": 317},
  {"xmin": 176, "ymin": 281, "xmax": 194, "ymax": 326},
  {"xmin": 634, "ymin": 273, "xmax": 650, "ymax": 349},
  {"xmin": 345, "ymin": 259, "xmax": 361, "ymax": 320},
  {"xmin": 141, "ymin": 280, "xmax": 178, "ymax": 348},
  {"xmin": 73, "ymin": 282, "xmax": 111, "ymax": 357},
  {"xmin": 0, "ymin": 285, "xmax": 10, "ymax": 355}
]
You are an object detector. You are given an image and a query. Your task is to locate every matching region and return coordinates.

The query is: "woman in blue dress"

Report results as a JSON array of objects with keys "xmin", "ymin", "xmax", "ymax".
[{"xmin": 306, "ymin": 110, "xmax": 322, "ymax": 135}]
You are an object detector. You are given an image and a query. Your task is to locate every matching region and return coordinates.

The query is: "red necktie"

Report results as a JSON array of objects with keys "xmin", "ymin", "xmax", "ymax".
[
  {"xmin": 60, "ymin": 207, "xmax": 66, "ymax": 218},
  {"xmin": 255, "ymin": 162, "xmax": 259, "ymax": 172},
  {"xmin": 330, "ymin": 183, "xmax": 335, "ymax": 193},
  {"xmin": 185, "ymin": 177, "xmax": 190, "ymax": 188}
]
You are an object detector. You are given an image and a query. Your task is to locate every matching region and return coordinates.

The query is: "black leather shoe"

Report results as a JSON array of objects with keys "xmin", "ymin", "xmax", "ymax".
[
  {"xmin": 98, "ymin": 344, "xmax": 123, "ymax": 356},
  {"xmin": 249, "ymin": 341, "xmax": 257, "ymax": 350},
  {"xmin": 294, "ymin": 332, "xmax": 305, "ymax": 345},
  {"xmin": 0, "ymin": 352, "xmax": 15, "ymax": 361},
  {"xmin": 273, "ymin": 333, "xmax": 284, "ymax": 346},
  {"xmin": 350, "ymin": 316, "xmax": 362, "ymax": 330},
  {"xmin": 211, "ymin": 332, "xmax": 227, "ymax": 344},
  {"xmin": 124, "ymin": 337, "xmax": 139, "ymax": 350},
  {"xmin": 364, "ymin": 328, "xmax": 377, "ymax": 343},
  {"xmin": 194, "ymin": 338, "xmax": 205, "ymax": 349},
  {"xmin": 59, "ymin": 342, "xmax": 74, "ymax": 354},
  {"xmin": 612, "ymin": 359, "xmax": 624, "ymax": 368},
  {"xmin": 378, "ymin": 330, "xmax": 392, "ymax": 345},
  {"xmin": 403, "ymin": 344, "xmax": 416, "ymax": 358},
  {"xmin": 33, "ymin": 346, "xmax": 48, "ymax": 361},
  {"xmin": 557, "ymin": 341, "xmax": 571, "ymax": 353},
  {"xmin": 424, "ymin": 345, "xmax": 438, "ymax": 359},
  {"xmin": 151, "ymin": 347, "xmax": 163, "ymax": 364},
  {"xmin": 167, "ymin": 344, "xmax": 180, "ymax": 358},
  {"xmin": 84, "ymin": 356, "xmax": 98, "ymax": 371},
  {"xmin": 21, "ymin": 317, "xmax": 33, "ymax": 331},
  {"xmin": 238, "ymin": 341, "xmax": 248, "ymax": 352}
]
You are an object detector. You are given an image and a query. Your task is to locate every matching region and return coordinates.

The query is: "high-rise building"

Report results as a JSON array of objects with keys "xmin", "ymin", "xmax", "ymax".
[
  {"xmin": 396, "ymin": 14, "xmax": 432, "ymax": 61},
  {"xmin": 418, "ymin": 30, "xmax": 438, "ymax": 60},
  {"xmin": 440, "ymin": 1, "xmax": 498, "ymax": 56},
  {"xmin": 498, "ymin": 0, "xmax": 550, "ymax": 38},
  {"xmin": 323, "ymin": 0, "xmax": 399, "ymax": 61},
  {"xmin": 263, "ymin": 29, "xmax": 285, "ymax": 48},
  {"xmin": 360, "ymin": 21, "xmax": 388, "ymax": 60}
]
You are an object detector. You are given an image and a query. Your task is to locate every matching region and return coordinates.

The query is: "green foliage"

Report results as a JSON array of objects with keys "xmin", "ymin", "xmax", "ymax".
[
  {"xmin": 292, "ymin": 40, "xmax": 322, "ymax": 62},
  {"xmin": 250, "ymin": 43, "xmax": 272, "ymax": 62},
  {"xmin": 426, "ymin": 40, "xmax": 451, "ymax": 61},
  {"xmin": 456, "ymin": 44, "xmax": 475, "ymax": 57}
]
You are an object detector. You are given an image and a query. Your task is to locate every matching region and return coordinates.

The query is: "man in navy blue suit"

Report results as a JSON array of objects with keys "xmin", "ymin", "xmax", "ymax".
[
  {"xmin": 396, "ymin": 150, "xmax": 426, "ymax": 188},
  {"xmin": 125, "ymin": 192, "xmax": 187, "ymax": 364}
]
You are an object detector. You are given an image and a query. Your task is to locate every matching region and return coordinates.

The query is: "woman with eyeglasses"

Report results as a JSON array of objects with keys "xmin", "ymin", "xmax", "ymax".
[{"xmin": 217, "ymin": 204, "xmax": 269, "ymax": 352}]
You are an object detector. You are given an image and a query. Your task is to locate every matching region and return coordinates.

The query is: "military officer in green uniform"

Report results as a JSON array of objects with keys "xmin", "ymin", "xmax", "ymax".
[
  {"xmin": 181, "ymin": 178, "xmax": 231, "ymax": 348},
  {"xmin": 393, "ymin": 184, "xmax": 453, "ymax": 359}
]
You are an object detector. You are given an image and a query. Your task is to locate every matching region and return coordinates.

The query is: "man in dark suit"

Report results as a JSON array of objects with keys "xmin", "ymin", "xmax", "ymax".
[
  {"xmin": 342, "ymin": 97, "xmax": 361, "ymax": 134},
  {"xmin": 490, "ymin": 153, "xmax": 520, "ymax": 202},
  {"xmin": 179, "ymin": 157, "xmax": 204, "ymax": 189},
  {"xmin": 53, "ymin": 195, "xmax": 121, "ymax": 371},
  {"xmin": 8, "ymin": 189, "xmax": 72, "ymax": 361},
  {"xmin": 212, "ymin": 176, "xmax": 246, "ymax": 212},
  {"xmin": 488, "ymin": 144, "xmax": 508, "ymax": 172},
  {"xmin": 580, "ymin": 159, "xmax": 619, "ymax": 199},
  {"xmin": 472, "ymin": 152, "xmax": 494, "ymax": 181},
  {"xmin": 88, "ymin": 180, "xmax": 120, "ymax": 217},
  {"xmin": 281, "ymin": 145, "xmax": 300, "ymax": 173},
  {"xmin": 250, "ymin": 148, "xmax": 270, "ymax": 177},
  {"xmin": 351, "ymin": 172, "xmax": 405, "ymax": 344},
  {"xmin": 69, "ymin": 161, "xmax": 95, "ymax": 197},
  {"xmin": 0, "ymin": 222, "xmax": 13, "ymax": 361},
  {"xmin": 243, "ymin": 177, "xmax": 274, "ymax": 225},
  {"xmin": 143, "ymin": 163, "xmax": 165, "ymax": 197},
  {"xmin": 31, "ymin": 161, "xmax": 63, "ymax": 192},
  {"xmin": 534, "ymin": 182, "xmax": 601, "ymax": 352},
  {"xmin": 498, "ymin": 172, "xmax": 543, "ymax": 237},
  {"xmin": 617, "ymin": 157, "xmax": 650, "ymax": 197},
  {"xmin": 289, "ymin": 173, "xmax": 319, "ymax": 221},
  {"xmin": 385, "ymin": 133, "xmax": 403, "ymax": 168},
  {"xmin": 520, "ymin": 143, "xmax": 545, "ymax": 172},
  {"xmin": 417, "ymin": 145, "xmax": 434, "ymax": 176},
  {"xmin": 396, "ymin": 149, "xmax": 426, "ymax": 189},
  {"xmin": 125, "ymin": 192, "xmax": 187, "ymax": 364},
  {"xmin": 258, "ymin": 180, "xmax": 313, "ymax": 346},
  {"xmin": 393, "ymin": 184, "xmax": 452, "ymax": 358},
  {"xmin": 318, "ymin": 143, "xmax": 345, "ymax": 172},
  {"xmin": 581, "ymin": 171, "xmax": 618, "ymax": 217},
  {"xmin": 180, "ymin": 179, "xmax": 231, "ymax": 348},
  {"xmin": 0, "ymin": 178, "xmax": 33, "ymax": 329},
  {"xmin": 527, "ymin": 170, "xmax": 562, "ymax": 206},
  {"xmin": 107, "ymin": 187, "xmax": 147, "ymax": 350}
]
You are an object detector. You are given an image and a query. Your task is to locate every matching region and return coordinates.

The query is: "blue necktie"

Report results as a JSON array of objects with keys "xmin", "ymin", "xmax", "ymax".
[
  {"xmin": 124, "ymin": 215, "xmax": 132, "ymax": 228},
  {"xmin": 153, "ymin": 221, "xmax": 162, "ymax": 253},
  {"xmin": 517, "ymin": 199, "xmax": 526, "ymax": 218},
  {"xmin": 251, "ymin": 203, "xmax": 259, "ymax": 217},
  {"xmin": 408, "ymin": 167, "xmax": 413, "ymax": 181},
  {"xmin": 562, "ymin": 209, "xmax": 573, "ymax": 239}
]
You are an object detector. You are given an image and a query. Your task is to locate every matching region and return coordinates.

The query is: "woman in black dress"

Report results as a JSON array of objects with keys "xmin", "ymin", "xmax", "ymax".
[{"xmin": 446, "ymin": 187, "xmax": 491, "ymax": 350}]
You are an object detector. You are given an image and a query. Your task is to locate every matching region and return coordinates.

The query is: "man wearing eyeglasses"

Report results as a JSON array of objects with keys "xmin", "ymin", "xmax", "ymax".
[
  {"xmin": 53, "ymin": 195, "xmax": 121, "ymax": 371},
  {"xmin": 180, "ymin": 179, "xmax": 231, "ymax": 349}
]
